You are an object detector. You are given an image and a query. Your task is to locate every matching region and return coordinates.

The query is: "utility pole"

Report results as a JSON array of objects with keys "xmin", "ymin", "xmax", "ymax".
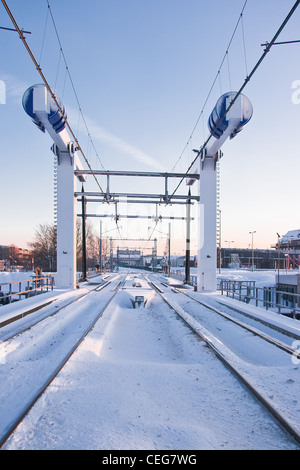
[
  {"xmin": 81, "ymin": 185, "xmax": 87, "ymax": 281},
  {"xmin": 168, "ymin": 223, "xmax": 171, "ymax": 277},
  {"xmin": 110, "ymin": 238, "xmax": 113, "ymax": 272},
  {"xmin": 249, "ymin": 231, "xmax": 256, "ymax": 271},
  {"xmin": 99, "ymin": 220, "xmax": 102, "ymax": 273},
  {"xmin": 152, "ymin": 238, "xmax": 157, "ymax": 271},
  {"xmin": 184, "ymin": 188, "xmax": 191, "ymax": 284},
  {"xmin": 277, "ymin": 233, "xmax": 281, "ymax": 284}
]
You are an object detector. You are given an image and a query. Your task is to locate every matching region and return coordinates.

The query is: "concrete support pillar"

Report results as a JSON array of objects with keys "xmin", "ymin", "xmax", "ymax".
[
  {"xmin": 197, "ymin": 155, "xmax": 217, "ymax": 292},
  {"xmin": 56, "ymin": 151, "xmax": 77, "ymax": 289},
  {"xmin": 22, "ymin": 84, "xmax": 86, "ymax": 290}
]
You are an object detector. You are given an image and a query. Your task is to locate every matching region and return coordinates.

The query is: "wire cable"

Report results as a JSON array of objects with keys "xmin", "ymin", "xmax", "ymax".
[
  {"xmin": 171, "ymin": 0, "xmax": 300, "ymax": 198},
  {"xmin": 170, "ymin": 0, "xmax": 248, "ymax": 173},
  {"xmin": 241, "ymin": 11, "xmax": 248, "ymax": 77},
  {"xmin": 46, "ymin": 0, "xmax": 105, "ymax": 170},
  {"xmin": 38, "ymin": 5, "xmax": 49, "ymax": 66},
  {"xmin": 1, "ymin": 0, "xmax": 105, "ymax": 195}
]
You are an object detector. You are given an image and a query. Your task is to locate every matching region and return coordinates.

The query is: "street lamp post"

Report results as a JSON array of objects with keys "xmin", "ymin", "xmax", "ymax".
[
  {"xmin": 276, "ymin": 232, "xmax": 281, "ymax": 284},
  {"xmin": 249, "ymin": 231, "xmax": 256, "ymax": 271},
  {"xmin": 225, "ymin": 241, "xmax": 234, "ymax": 269}
]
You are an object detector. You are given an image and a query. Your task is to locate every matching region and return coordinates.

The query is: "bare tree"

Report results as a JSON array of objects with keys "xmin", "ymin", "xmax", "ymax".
[
  {"xmin": 76, "ymin": 218, "xmax": 101, "ymax": 270},
  {"xmin": 29, "ymin": 220, "xmax": 110, "ymax": 274},
  {"xmin": 28, "ymin": 223, "xmax": 57, "ymax": 272}
]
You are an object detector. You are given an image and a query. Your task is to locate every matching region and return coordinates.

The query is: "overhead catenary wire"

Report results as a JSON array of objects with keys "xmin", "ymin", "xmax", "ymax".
[
  {"xmin": 170, "ymin": 0, "xmax": 249, "ymax": 173},
  {"xmin": 240, "ymin": 11, "xmax": 248, "ymax": 77},
  {"xmin": 46, "ymin": 0, "xmax": 105, "ymax": 171},
  {"xmin": 142, "ymin": 222, "xmax": 159, "ymax": 256},
  {"xmin": 1, "ymin": 0, "xmax": 105, "ymax": 195},
  {"xmin": 170, "ymin": 0, "xmax": 300, "ymax": 198},
  {"xmin": 38, "ymin": 4, "xmax": 49, "ymax": 66}
]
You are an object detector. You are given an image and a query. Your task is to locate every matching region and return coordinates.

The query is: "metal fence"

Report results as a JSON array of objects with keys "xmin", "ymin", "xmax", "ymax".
[
  {"xmin": 218, "ymin": 278, "xmax": 300, "ymax": 319},
  {"xmin": 0, "ymin": 275, "xmax": 55, "ymax": 305}
]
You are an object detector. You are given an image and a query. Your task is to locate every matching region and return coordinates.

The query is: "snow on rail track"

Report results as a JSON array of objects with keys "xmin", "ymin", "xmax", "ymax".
[
  {"xmin": 0, "ymin": 280, "xmax": 113, "ymax": 343},
  {"xmin": 147, "ymin": 274, "xmax": 300, "ymax": 445},
  {"xmin": 0, "ymin": 274, "xmax": 125, "ymax": 448},
  {"xmin": 1, "ymin": 272, "xmax": 299, "ymax": 450},
  {"xmin": 121, "ymin": 275, "xmax": 155, "ymax": 308}
]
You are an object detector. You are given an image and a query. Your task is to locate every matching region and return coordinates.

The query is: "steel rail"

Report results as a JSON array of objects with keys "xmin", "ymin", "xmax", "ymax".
[
  {"xmin": 147, "ymin": 278, "xmax": 300, "ymax": 446},
  {"xmin": 0, "ymin": 280, "xmax": 112, "ymax": 342},
  {"xmin": 172, "ymin": 286, "xmax": 300, "ymax": 356},
  {"xmin": 0, "ymin": 275, "xmax": 126, "ymax": 449}
]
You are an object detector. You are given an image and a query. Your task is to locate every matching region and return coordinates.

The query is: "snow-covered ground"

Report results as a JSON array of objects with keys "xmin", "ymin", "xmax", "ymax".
[
  {"xmin": 0, "ymin": 269, "xmax": 299, "ymax": 450},
  {"xmin": 216, "ymin": 268, "xmax": 278, "ymax": 287}
]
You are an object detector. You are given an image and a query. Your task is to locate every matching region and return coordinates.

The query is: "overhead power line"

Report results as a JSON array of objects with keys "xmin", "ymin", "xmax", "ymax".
[
  {"xmin": 46, "ymin": 0, "xmax": 105, "ymax": 171},
  {"xmin": 170, "ymin": 0, "xmax": 249, "ymax": 173},
  {"xmin": 171, "ymin": 0, "xmax": 300, "ymax": 198},
  {"xmin": 1, "ymin": 0, "xmax": 105, "ymax": 195}
]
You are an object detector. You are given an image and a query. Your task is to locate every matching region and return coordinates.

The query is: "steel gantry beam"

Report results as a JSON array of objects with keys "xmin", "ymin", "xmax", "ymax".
[
  {"xmin": 74, "ymin": 169, "xmax": 199, "ymax": 205},
  {"xmin": 74, "ymin": 169, "xmax": 200, "ymax": 178},
  {"xmin": 82, "ymin": 198, "xmax": 194, "ymax": 206},
  {"xmin": 75, "ymin": 191, "xmax": 199, "ymax": 203},
  {"xmin": 77, "ymin": 214, "xmax": 194, "ymax": 221}
]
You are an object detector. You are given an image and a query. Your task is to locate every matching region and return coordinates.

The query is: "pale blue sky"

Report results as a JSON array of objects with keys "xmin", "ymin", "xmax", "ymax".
[{"xmin": 1, "ymin": 0, "xmax": 300, "ymax": 255}]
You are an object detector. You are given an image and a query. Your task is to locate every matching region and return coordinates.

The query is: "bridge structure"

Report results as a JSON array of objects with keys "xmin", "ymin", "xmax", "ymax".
[
  {"xmin": 5, "ymin": 0, "xmax": 300, "ymax": 295},
  {"xmin": 23, "ymin": 84, "xmax": 253, "ymax": 291}
]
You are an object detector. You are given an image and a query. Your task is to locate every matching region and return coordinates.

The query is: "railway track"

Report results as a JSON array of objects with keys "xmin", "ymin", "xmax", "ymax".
[
  {"xmin": 173, "ymin": 285, "xmax": 300, "ymax": 356},
  {"xmin": 0, "ymin": 279, "xmax": 113, "ymax": 343},
  {"xmin": 1, "ymin": 271, "xmax": 299, "ymax": 449},
  {"xmin": 0, "ymin": 274, "xmax": 126, "ymax": 449},
  {"xmin": 0, "ymin": 272, "xmax": 119, "ymax": 334},
  {"xmin": 147, "ymin": 276, "xmax": 300, "ymax": 446}
]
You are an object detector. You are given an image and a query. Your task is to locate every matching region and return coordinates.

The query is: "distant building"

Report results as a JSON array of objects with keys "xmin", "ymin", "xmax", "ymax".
[
  {"xmin": 276, "ymin": 230, "xmax": 300, "ymax": 251},
  {"xmin": 0, "ymin": 245, "xmax": 33, "ymax": 271},
  {"xmin": 0, "ymin": 245, "xmax": 9, "ymax": 260},
  {"xmin": 115, "ymin": 249, "xmax": 142, "ymax": 267},
  {"xmin": 219, "ymin": 247, "xmax": 292, "ymax": 270},
  {"xmin": 272, "ymin": 229, "xmax": 300, "ymax": 270}
]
